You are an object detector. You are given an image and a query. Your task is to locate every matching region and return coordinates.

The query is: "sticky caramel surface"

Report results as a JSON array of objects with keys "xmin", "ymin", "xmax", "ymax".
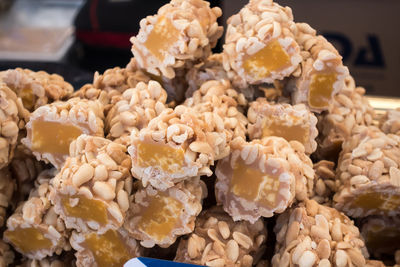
[
  {"xmin": 352, "ymin": 191, "xmax": 400, "ymax": 212},
  {"xmin": 145, "ymin": 16, "xmax": 180, "ymax": 61},
  {"xmin": 4, "ymin": 227, "xmax": 52, "ymax": 253},
  {"xmin": 262, "ymin": 120, "xmax": 309, "ymax": 144},
  {"xmin": 230, "ymin": 160, "xmax": 280, "ymax": 208},
  {"xmin": 62, "ymin": 195, "xmax": 108, "ymax": 225},
  {"xmin": 243, "ymin": 40, "xmax": 291, "ymax": 80},
  {"xmin": 32, "ymin": 120, "xmax": 82, "ymax": 155},
  {"xmin": 137, "ymin": 142, "xmax": 185, "ymax": 174},
  {"xmin": 308, "ymin": 73, "xmax": 337, "ymax": 109},
  {"xmin": 84, "ymin": 230, "xmax": 131, "ymax": 267},
  {"xmin": 138, "ymin": 193, "xmax": 183, "ymax": 242}
]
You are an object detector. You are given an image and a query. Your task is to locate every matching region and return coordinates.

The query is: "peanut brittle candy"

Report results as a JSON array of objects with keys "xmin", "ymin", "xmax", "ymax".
[
  {"xmin": 4, "ymin": 169, "xmax": 70, "ymax": 260},
  {"xmin": 129, "ymin": 80, "xmax": 247, "ymax": 190},
  {"xmin": 380, "ymin": 108, "xmax": 400, "ymax": 135},
  {"xmin": 215, "ymin": 136, "xmax": 314, "ymax": 223},
  {"xmin": 131, "ymin": 0, "xmax": 223, "ymax": 79},
  {"xmin": 0, "ymin": 68, "xmax": 73, "ymax": 111},
  {"xmin": 0, "ymin": 240, "xmax": 14, "ymax": 266},
  {"xmin": 50, "ymin": 135, "xmax": 132, "ymax": 234},
  {"xmin": 247, "ymin": 98, "xmax": 318, "ymax": 154},
  {"xmin": 0, "ymin": 168, "xmax": 16, "ymax": 227},
  {"xmin": 129, "ymin": 107, "xmax": 210, "ymax": 190},
  {"xmin": 73, "ymin": 58, "xmax": 151, "ymax": 111},
  {"xmin": 272, "ymin": 200, "xmax": 369, "ymax": 267},
  {"xmin": 175, "ymin": 206, "xmax": 267, "ymax": 267},
  {"xmin": 22, "ymin": 98, "xmax": 104, "ymax": 169},
  {"xmin": 124, "ymin": 177, "xmax": 204, "ymax": 248},
  {"xmin": 309, "ymin": 160, "xmax": 337, "ymax": 206},
  {"xmin": 185, "ymin": 53, "xmax": 228, "ymax": 98},
  {"xmin": 105, "ymin": 81, "xmax": 167, "ymax": 146},
  {"xmin": 291, "ymin": 23, "xmax": 349, "ymax": 112},
  {"xmin": 316, "ymin": 76, "xmax": 374, "ymax": 161},
  {"xmin": 183, "ymin": 79, "xmax": 248, "ymax": 140},
  {"xmin": 70, "ymin": 227, "xmax": 142, "ymax": 267},
  {"xmin": 223, "ymin": 0, "xmax": 302, "ymax": 88},
  {"xmin": 334, "ymin": 125, "xmax": 400, "ymax": 217},
  {"xmin": 360, "ymin": 216, "xmax": 400, "ymax": 258},
  {"xmin": 0, "ymin": 83, "xmax": 29, "ymax": 169}
]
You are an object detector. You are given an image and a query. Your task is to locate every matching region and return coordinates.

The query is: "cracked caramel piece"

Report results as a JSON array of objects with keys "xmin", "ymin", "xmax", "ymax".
[
  {"xmin": 0, "ymin": 68, "xmax": 73, "ymax": 111},
  {"xmin": 223, "ymin": 0, "xmax": 302, "ymax": 89},
  {"xmin": 316, "ymin": 76, "xmax": 375, "ymax": 162},
  {"xmin": 73, "ymin": 58, "xmax": 151, "ymax": 114},
  {"xmin": 50, "ymin": 135, "xmax": 133, "ymax": 234},
  {"xmin": 131, "ymin": 0, "xmax": 223, "ymax": 79},
  {"xmin": 380, "ymin": 108, "xmax": 400, "ymax": 135},
  {"xmin": 334, "ymin": 125, "xmax": 400, "ymax": 217},
  {"xmin": 0, "ymin": 83, "xmax": 29, "ymax": 169},
  {"xmin": 215, "ymin": 136, "xmax": 314, "ymax": 223},
  {"xmin": 247, "ymin": 98, "xmax": 318, "ymax": 154},
  {"xmin": 70, "ymin": 227, "xmax": 142, "ymax": 267},
  {"xmin": 105, "ymin": 81, "xmax": 167, "ymax": 146},
  {"xmin": 129, "ymin": 80, "xmax": 247, "ymax": 190},
  {"xmin": 4, "ymin": 170, "xmax": 70, "ymax": 260},
  {"xmin": 272, "ymin": 200, "xmax": 369, "ymax": 267},
  {"xmin": 360, "ymin": 216, "xmax": 400, "ymax": 258},
  {"xmin": 291, "ymin": 23, "xmax": 349, "ymax": 112},
  {"xmin": 124, "ymin": 177, "xmax": 205, "ymax": 248},
  {"xmin": 175, "ymin": 206, "xmax": 267, "ymax": 267},
  {"xmin": 22, "ymin": 98, "xmax": 104, "ymax": 169}
]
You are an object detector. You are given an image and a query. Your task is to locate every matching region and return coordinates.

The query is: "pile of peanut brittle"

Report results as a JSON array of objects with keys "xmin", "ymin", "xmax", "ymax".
[{"xmin": 0, "ymin": 0, "xmax": 399, "ymax": 266}]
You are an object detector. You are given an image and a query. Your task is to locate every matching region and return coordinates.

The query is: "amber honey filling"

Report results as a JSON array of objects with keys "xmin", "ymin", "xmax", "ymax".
[
  {"xmin": 137, "ymin": 193, "xmax": 183, "ymax": 242},
  {"xmin": 137, "ymin": 142, "xmax": 185, "ymax": 174},
  {"xmin": 61, "ymin": 195, "xmax": 108, "ymax": 225},
  {"xmin": 352, "ymin": 191, "xmax": 400, "ymax": 212},
  {"xmin": 262, "ymin": 119, "xmax": 309, "ymax": 144},
  {"xmin": 9, "ymin": 85, "xmax": 35, "ymax": 111},
  {"xmin": 230, "ymin": 160, "xmax": 280, "ymax": 208},
  {"xmin": 4, "ymin": 227, "xmax": 52, "ymax": 253},
  {"xmin": 308, "ymin": 73, "xmax": 337, "ymax": 109},
  {"xmin": 145, "ymin": 16, "xmax": 180, "ymax": 61},
  {"xmin": 243, "ymin": 40, "xmax": 291, "ymax": 80},
  {"xmin": 31, "ymin": 120, "xmax": 82, "ymax": 155},
  {"xmin": 84, "ymin": 230, "xmax": 131, "ymax": 267}
]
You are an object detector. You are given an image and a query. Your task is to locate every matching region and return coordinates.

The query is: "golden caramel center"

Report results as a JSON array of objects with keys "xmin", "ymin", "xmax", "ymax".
[
  {"xmin": 145, "ymin": 16, "xmax": 180, "ymax": 61},
  {"xmin": 243, "ymin": 40, "xmax": 291, "ymax": 80},
  {"xmin": 137, "ymin": 142, "xmax": 185, "ymax": 174},
  {"xmin": 138, "ymin": 193, "xmax": 183, "ymax": 242},
  {"xmin": 230, "ymin": 160, "xmax": 280, "ymax": 208},
  {"xmin": 4, "ymin": 227, "xmax": 52, "ymax": 253},
  {"xmin": 20, "ymin": 85, "xmax": 35, "ymax": 111},
  {"xmin": 366, "ymin": 226, "xmax": 400, "ymax": 254},
  {"xmin": 32, "ymin": 120, "xmax": 82, "ymax": 155},
  {"xmin": 308, "ymin": 73, "xmax": 337, "ymax": 109},
  {"xmin": 61, "ymin": 195, "xmax": 108, "ymax": 225},
  {"xmin": 262, "ymin": 119, "xmax": 309, "ymax": 144},
  {"xmin": 84, "ymin": 230, "xmax": 131, "ymax": 267},
  {"xmin": 352, "ymin": 191, "xmax": 400, "ymax": 212}
]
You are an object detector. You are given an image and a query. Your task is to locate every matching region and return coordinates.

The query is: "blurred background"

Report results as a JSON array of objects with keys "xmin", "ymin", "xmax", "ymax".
[{"xmin": 0, "ymin": 0, "xmax": 398, "ymax": 97}]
